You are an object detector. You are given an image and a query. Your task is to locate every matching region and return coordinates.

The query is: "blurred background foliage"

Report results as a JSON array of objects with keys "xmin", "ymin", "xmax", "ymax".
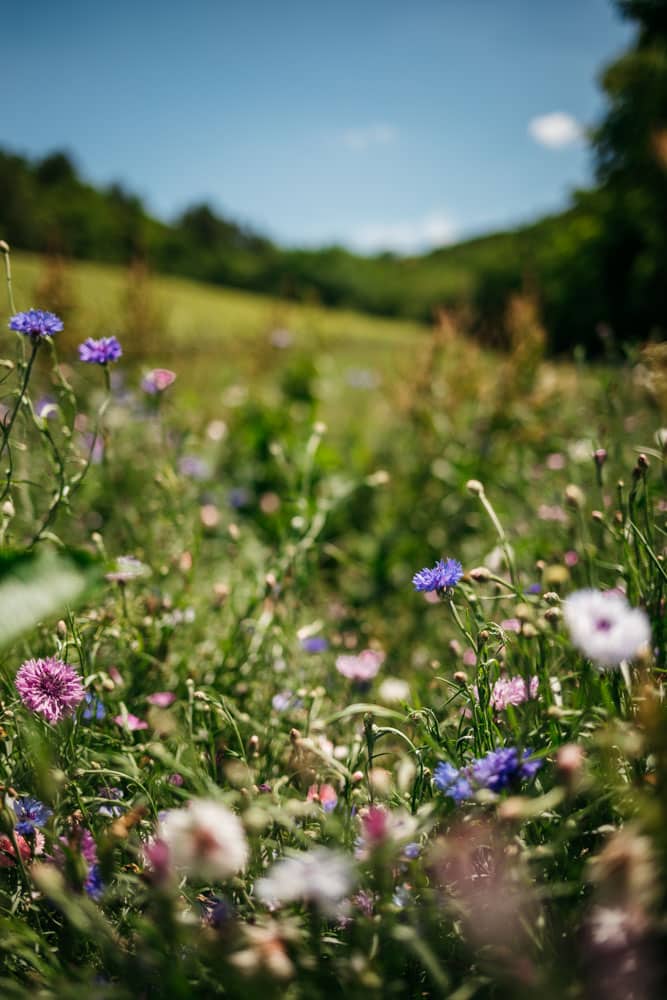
[{"xmin": 1, "ymin": 0, "xmax": 666, "ymax": 356}]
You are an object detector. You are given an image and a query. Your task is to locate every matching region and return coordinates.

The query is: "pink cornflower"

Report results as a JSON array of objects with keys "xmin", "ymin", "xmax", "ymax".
[
  {"xmin": 0, "ymin": 833, "xmax": 31, "ymax": 868},
  {"xmin": 113, "ymin": 712, "xmax": 149, "ymax": 731},
  {"xmin": 335, "ymin": 649, "xmax": 384, "ymax": 682},
  {"xmin": 147, "ymin": 691, "xmax": 177, "ymax": 708},
  {"xmin": 489, "ymin": 675, "xmax": 539, "ymax": 712},
  {"xmin": 306, "ymin": 783, "xmax": 338, "ymax": 813},
  {"xmin": 15, "ymin": 657, "xmax": 85, "ymax": 723}
]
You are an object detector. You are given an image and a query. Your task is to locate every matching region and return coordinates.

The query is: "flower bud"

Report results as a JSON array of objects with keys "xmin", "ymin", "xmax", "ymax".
[{"xmin": 466, "ymin": 479, "xmax": 484, "ymax": 496}]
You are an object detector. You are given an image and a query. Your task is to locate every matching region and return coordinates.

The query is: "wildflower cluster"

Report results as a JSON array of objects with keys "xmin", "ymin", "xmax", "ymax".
[{"xmin": 434, "ymin": 747, "xmax": 542, "ymax": 801}]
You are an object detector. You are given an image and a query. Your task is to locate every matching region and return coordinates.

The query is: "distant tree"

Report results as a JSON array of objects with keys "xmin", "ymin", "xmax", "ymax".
[{"xmin": 592, "ymin": 0, "xmax": 667, "ymax": 339}]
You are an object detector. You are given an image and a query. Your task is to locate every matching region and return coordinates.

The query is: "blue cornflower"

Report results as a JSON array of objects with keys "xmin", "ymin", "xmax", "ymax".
[
  {"xmin": 98, "ymin": 786, "xmax": 124, "ymax": 818},
  {"xmin": 470, "ymin": 747, "xmax": 541, "ymax": 793},
  {"xmin": 82, "ymin": 692, "xmax": 106, "ymax": 721},
  {"xmin": 78, "ymin": 336, "xmax": 122, "ymax": 364},
  {"xmin": 403, "ymin": 842, "xmax": 421, "ymax": 860},
  {"xmin": 9, "ymin": 309, "xmax": 63, "ymax": 340},
  {"xmin": 433, "ymin": 761, "xmax": 472, "ymax": 802},
  {"xmin": 12, "ymin": 796, "xmax": 52, "ymax": 836},
  {"xmin": 412, "ymin": 558, "xmax": 463, "ymax": 593},
  {"xmin": 301, "ymin": 636, "xmax": 329, "ymax": 654},
  {"xmin": 84, "ymin": 864, "xmax": 104, "ymax": 900}
]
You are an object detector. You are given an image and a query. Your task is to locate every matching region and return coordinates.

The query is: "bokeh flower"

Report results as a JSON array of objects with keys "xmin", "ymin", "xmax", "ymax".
[
  {"xmin": 256, "ymin": 847, "xmax": 354, "ymax": 915},
  {"xmin": 15, "ymin": 657, "xmax": 85, "ymax": 723},
  {"xmin": 141, "ymin": 368, "xmax": 176, "ymax": 394},
  {"xmin": 157, "ymin": 798, "xmax": 248, "ymax": 882},
  {"xmin": 335, "ymin": 649, "xmax": 384, "ymax": 682},
  {"xmin": 563, "ymin": 589, "xmax": 651, "ymax": 668},
  {"xmin": 113, "ymin": 712, "xmax": 148, "ymax": 731},
  {"xmin": 9, "ymin": 309, "xmax": 63, "ymax": 340},
  {"xmin": 412, "ymin": 558, "xmax": 463, "ymax": 593},
  {"xmin": 78, "ymin": 336, "xmax": 122, "ymax": 364},
  {"xmin": 105, "ymin": 556, "xmax": 151, "ymax": 583}
]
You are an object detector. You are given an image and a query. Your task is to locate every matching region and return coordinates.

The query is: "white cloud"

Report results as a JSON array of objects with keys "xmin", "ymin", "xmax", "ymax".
[
  {"xmin": 339, "ymin": 123, "xmax": 398, "ymax": 150},
  {"xmin": 348, "ymin": 211, "xmax": 458, "ymax": 254},
  {"xmin": 528, "ymin": 112, "xmax": 582, "ymax": 149}
]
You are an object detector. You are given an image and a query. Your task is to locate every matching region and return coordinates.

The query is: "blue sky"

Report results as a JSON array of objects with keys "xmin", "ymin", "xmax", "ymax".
[{"xmin": 3, "ymin": 0, "xmax": 632, "ymax": 252}]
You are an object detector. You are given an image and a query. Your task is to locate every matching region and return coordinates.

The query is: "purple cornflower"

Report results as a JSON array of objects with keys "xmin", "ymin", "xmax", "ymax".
[
  {"xmin": 12, "ymin": 796, "xmax": 52, "ymax": 836},
  {"xmin": 470, "ymin": 747, "xmax": 541, "ymax": 793},
  {"xmin": 78, "ymin": 336, "xmax": 122, "ymax": 365},
  {"xmin": 433, "ymin": 762, "xmax": 472, "ymax": 802},
  {"xmin": 412, "ymin": 558, "xmax": 463, "ymax": 593},
  {"xmin": 9, "ymin": 309, "xmax": 63, "ymax": 340},
  {"xmin": 15, "ymin": 657, "xmax": 85, "ymax": 723}
]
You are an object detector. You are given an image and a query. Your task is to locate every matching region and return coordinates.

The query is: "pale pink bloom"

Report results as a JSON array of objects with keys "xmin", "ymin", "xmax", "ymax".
[
  {"xmin": 256, "ymin": 848, "xmax": 354, "ymax": 915},
  {"xmin": 142, "ymin": 368, "xmax": 176, "ymax": 394},
  {"xmin": 500, "ymin": 618, "xmax": 522, "ymax": 634},
  {"xmin": 538, "ymin": 504, "xmax": 568, "ymax": 523},
  {"xmin": 157, "ymin": 799, "xmax": 248, "ymax": 882},
  {"xmin": 546, "ymin": 453, "xmax": 566, "ymax": 470},
  {"xmin": 462, "ymin": 649, "xmax": 477, "ymax": 667},
  {"xmin": 335, "ymin": 649, "xmax": 384, "ymax": 682},
  {"xmin": 147, "ymin": 692, "xmax": 176, "ymax": 708},
  {"xmin": 489, "ymin": 675, "xmax": 539, "ymax": 712}
]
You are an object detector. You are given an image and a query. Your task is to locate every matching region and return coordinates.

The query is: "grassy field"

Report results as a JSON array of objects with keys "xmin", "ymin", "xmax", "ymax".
[{"xmin": 0, "ymin": 246, "xmax": 665, "ymax": 998}]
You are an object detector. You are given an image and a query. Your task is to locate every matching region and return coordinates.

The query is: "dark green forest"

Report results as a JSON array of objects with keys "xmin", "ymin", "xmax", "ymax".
[{"xmin": 1, "ymin": 0, "xmax": 666, "ymax": 352}]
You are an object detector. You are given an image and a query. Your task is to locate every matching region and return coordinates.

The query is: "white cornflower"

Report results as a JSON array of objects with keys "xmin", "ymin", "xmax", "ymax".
[
  {"xmin": 157, "ymin": 799, "xmax": 248, "ymax": 882},
  {"xmin": 255, "ymin": 848, "xmax": 354, "ymax": 915},
  {"xmin": 563, "ymin": 589, "xmax": 651, "ymax": 669}
]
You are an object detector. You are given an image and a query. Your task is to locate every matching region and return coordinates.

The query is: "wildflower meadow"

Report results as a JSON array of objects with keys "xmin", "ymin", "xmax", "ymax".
[{"xmin": 0, "ymin": 236, "xmax": 664, "ymax": 1000}]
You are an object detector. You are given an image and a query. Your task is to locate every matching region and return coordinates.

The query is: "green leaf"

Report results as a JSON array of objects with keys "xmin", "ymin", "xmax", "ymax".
[{"xmin": 0, "ymin": 547, "xmax": 101, "ymax": 649}]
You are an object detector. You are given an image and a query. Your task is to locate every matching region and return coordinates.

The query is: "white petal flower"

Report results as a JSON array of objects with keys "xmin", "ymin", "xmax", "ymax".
[
  {"xmin": 157, "ymin": 799, "xmax": 248, "ymax": 882},
  {"xmin": 563, "ymin": 589, "xmax": 651, "ymax": 669},
  {"xmin": 255, "ymin": 848, "xmax": 354, "ymax": 915}
]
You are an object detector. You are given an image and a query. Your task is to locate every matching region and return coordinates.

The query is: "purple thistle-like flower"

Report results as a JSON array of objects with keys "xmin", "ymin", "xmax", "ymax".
[
  {"xmin": 9, "ymin": 309, "xmax": 63, "ymax": 340},
  {"xmin": 15, "ymin": 657, "xmax": 85, "ymax": 723},
  {"xmin": 78, "ymin": 336, "xmax": 122, "ymax": 365},
  {"xmin": 412, "ymin": 558, "xmax": 463, "ymax": 593},
  {"xmin": 12, "ymin": 796, "xmax": 53, "ymax": 836}
]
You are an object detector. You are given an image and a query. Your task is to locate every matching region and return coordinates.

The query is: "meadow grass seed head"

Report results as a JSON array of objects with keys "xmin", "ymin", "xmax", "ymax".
[{"xmin": 15, "ymin": 657, "xmax": 85, "ymax": 723}]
